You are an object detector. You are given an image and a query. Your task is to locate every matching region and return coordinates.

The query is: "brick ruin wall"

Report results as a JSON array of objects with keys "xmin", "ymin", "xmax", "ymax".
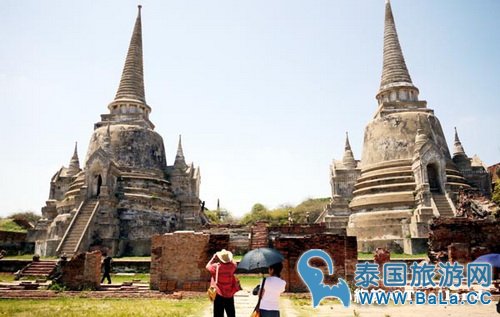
[
  {"xmin": 250, "ymin": 222, "xmax": 269, "ymax": 249},
  {"xmin": 274, "ymin": 234, "xmax": 357, "ymax": 292},
  {"xmin": 203, "ymin": 224, "xmax": 250, "ymax": 255},
  {"xmin": 150, "ymin": 231, "xmax": 230, "ymax": 292},
  {"xmin": 60, "ymin": 251, "xmax": 101, "ymax": 290},
  {"xmin": 268, "ymin": 223, "xmax": 327, "ymax": 238},
  {"xmin": 268, "ymin": 224, "xmax": 356, "ymax": 292},
  {"xmin": 251, "ymin": 222, "xmax": 328, "ymax": 249},
  {"xmin": 428, "ymin": 217, "xmax": 500, "ymax": 263},
  {"xmin": 0, "ymin": 231, "xmax": 34, "ymax": 255}
]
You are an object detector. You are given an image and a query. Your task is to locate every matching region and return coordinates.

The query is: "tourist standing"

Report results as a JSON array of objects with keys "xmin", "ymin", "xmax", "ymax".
[
  {"xmin": 206, "ymin": 249, "xmax": 238, "ymax": 317},
  {"xmin": 257, "ymin": 262, "xmax": 286, "ymax": 317},
  {"xmin": 101, "ymin": 253, "xmax": 112, "ymax": 284}
]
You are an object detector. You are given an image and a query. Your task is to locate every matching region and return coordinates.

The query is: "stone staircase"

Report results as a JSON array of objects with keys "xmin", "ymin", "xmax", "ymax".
[
  {"xmin": 432, "ymin": 194, "xmax": 454, "ymax": 217},
  {"xmin": 17, "ymin": 261, "xmax": 57, "ymax": 278},
  {"xmin": 58, "ymin": 199, "xmax": 99, "ymax": 256}
]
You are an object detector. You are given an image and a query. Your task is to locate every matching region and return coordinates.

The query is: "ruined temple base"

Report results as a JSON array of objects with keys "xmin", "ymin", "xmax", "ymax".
[{"xmin": 347, "ymin": 209, "xmax": 412, "ymax": 253}]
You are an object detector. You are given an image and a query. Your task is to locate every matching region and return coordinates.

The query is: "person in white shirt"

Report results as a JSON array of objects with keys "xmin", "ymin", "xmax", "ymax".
[{"xmin": 258, "ymin": 262, "xmax": 286, "ymax": 317}]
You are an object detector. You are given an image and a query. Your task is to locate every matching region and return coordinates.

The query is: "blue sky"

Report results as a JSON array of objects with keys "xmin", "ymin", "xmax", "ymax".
[{"xmin": 1, "ymin": 0, "xmax": 499, "ymax": 218}]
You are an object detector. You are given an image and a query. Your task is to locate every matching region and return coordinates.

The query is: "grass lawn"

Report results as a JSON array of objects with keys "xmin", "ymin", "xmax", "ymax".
[
  {"xmin": 0, "ymin": 297, "xmax": 207, "ymax": 317},
  {"xmin": 236, "ymin": 274, "xmax": 263, "ymax": 290},
  {"xmin": 109, "ymin": 273, "xmax": 149, "ymax": 284},
  {"xmin": 3, "ymin": 255, "xmax": 152, "ymax": 261},
  {"xmin": 0, "ymin": 272, "xmax": 16, "ymax": 283},
  {"xmin": 2, "ymin": 255, "xmax": 58, "ymax": 260},
  {"xmin": 0, "ymin": 272, "xmax": 151, "ymax": 285}
]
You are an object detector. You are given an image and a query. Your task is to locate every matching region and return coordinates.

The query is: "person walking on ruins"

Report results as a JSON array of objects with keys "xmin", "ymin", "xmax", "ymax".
[
  {"xmin": 206, "ymin": 249, "xmax": 238, "ymax": 317},
  {"xmin": 253, "ymin": 262, "xmax": 286, "ymax": 317},
  {"xmin": 100, "ymin": 253, "xmax": 113, "ymax": 284}
]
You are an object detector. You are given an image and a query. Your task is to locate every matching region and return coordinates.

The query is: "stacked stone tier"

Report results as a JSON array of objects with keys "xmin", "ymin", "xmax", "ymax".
[
  {"xmin": 64, "ymin": 172, "xmax": 86, "ymax": 199},
  {"xmin": 117, "ymin": 174, "xmax": 178, "ymax": 213},
  {"xmin": 445, "ymin": 167, "xmax": 469, "ymax": 189},
  {"xmin": 350, "ymin": 160, "xmax": 415, "ymax": 211}
]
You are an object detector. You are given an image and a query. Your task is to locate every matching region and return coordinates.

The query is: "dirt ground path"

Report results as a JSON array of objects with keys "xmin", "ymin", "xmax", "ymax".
[
  {"xmin": 201, "ymin": 289, "xmax": 258, "ymax": 317},
  {"xmin": 201, "ymin": 290, "xmax": 301, "ymax": 317}
]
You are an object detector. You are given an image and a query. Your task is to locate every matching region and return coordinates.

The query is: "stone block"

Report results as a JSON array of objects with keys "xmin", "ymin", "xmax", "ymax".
[
  {"xmin": 150, "ymin": 231, "xmax": 228, "ymax": 291},
  {"xmin": 403, "ymin": 238, "xmax": 428, "ymax": 255},
  {"xmin": 60, "ymin": 251, "xmax": 101, "ymax": 290}
]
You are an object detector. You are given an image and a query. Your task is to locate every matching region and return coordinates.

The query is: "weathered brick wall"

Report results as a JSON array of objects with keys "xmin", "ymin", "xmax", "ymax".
[
  {"xmin": 208, "ymin": 234, "xmax": 231, "ymax": 256},
  {"xmin": 251, "ymin": 223, "xmax": 328, "ymax": 250},
  {"xmin": 60, "ymin": 251, "xmax": 101, "ymax": 290},
  {"xmin": 344, "ymin": 236, "xmax": 357, "ymax": 280},
  {"xmin": 448, "ymin": 243, "xmax": 470, "ymax": 264},
  {"xmin": 0, "ymin": 230, "xmax": 25, "ymax": 242},
  {"xmin": 204, "ymin": 224, "xmax": 250, "ymax": 254},
  {"xmin": 428, "ymin": 217, "xmax": 500, "ymax": 262},
  {"xmin": 150, "ymin": 231, "xmax": 230, "ymax": 292},
  {"xmin": 0, "ymin": 231, "xmax": 34, "ymax": 255},
  {"xmin": 269, "ymin": 223, "xmax": 326, "ymax": 235},
  {"xmin": 273, "ymin": 233, "xmax": 357, "ymax": 292},
  {"xmin": 250, "ymin": 222, "xmax": 269, "ymax": 249}
]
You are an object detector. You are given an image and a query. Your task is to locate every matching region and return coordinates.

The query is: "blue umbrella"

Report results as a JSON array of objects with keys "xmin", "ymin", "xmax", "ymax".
[
  {"xmin": 473, "ymin": 253, "xmax": 500, "ymax": 268},
  {"xmin": 237, "ymin": 248, "xmax": 284, "ymax": 272}
]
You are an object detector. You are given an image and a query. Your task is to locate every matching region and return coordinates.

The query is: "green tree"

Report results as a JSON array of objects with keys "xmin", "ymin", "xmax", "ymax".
[
  {"xmin": 240, "ymin": 203, "xmax": 271, "ymax": 225},
  {"xmin": 9, "ymin": 211, "xmax": 41, "ymax": 224},
  {"xmin": 205, "ymin": 209, "xmax": 236, "ymax": 224},
  {"xmin": 293, "ymin": 197, "xmax": 330, "ymax": 223},
  {"xmin": 205, "ymin": 210, "xmax": 221, "ymax": 224},
  {"xmin": 239, "ymin": 198, "xmax": 330, "ymax": 226},
  {"xmin": 492, "ymin": 179, "xmax": 500, "ymax": 205}
]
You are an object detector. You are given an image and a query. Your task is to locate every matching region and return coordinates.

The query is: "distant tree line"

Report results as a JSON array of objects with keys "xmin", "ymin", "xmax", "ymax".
[
  {"xmin": 239, "ymin": 197, "xmax": 330, "ymax": 226},
  {"xmin": 0, "ymin": 211, "xmax": 41, "ymax": 232}
]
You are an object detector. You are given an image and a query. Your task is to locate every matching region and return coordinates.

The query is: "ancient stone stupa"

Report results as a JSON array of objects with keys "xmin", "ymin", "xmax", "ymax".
[
  {"xmin": 29, "ymin": 6, "xmax": 205, "ymax": 257},
  {"xmin": 317, "ymin": 0, "xmax": 491, "ymax": 253}
]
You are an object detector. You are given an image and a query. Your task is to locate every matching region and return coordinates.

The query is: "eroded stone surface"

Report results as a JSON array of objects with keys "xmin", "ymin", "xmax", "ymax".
[
  {"xmin": 28, "ymin": 7, "xmax": 204, "ymax": 257},
  {"xmin": 318, "ymin": 2, "xmax": 492, "ymax": 253}
]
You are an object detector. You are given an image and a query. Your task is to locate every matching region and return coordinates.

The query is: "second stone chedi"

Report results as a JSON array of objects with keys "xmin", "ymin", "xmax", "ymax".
[{"xmin": 317, "ymin": 1, "xmax": 491, "ymax": 253}]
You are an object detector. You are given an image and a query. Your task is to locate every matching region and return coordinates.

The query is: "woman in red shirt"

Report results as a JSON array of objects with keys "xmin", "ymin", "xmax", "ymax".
[{"xmin": 206, "ymin": 249, "xmax": 238, "ymax": 317}]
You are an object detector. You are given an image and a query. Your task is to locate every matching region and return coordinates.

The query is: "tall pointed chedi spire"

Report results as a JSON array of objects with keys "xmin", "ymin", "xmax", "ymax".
[
  {"xmin": 453, "ymin": 127, "xmax": 467, "ymax": 157},
  {"xmin": 67, "ymin": 142, "xmax": 80, "ymax": 175},
  {"xmin": 115, "ymin": 5, "xmax": 145, "ymax": 104},
  {"xmin": 380, "ymin": 0, "xmax": 412, "ymax": 88},
  {"xmin": 174, "ymin": 135, "xmax": 187, "ymax": 168},
  {"xmin": 342, "ymin": 132, "xmax": 357, "ymax": 169},
  {"xmin": 107, "ymin": 5, "xmax": 152, "ymax": 126},
  {"xmin": 344, "ymin": 131, "xmax": 352, "ymax": 151},
  {"xmin": 376, "ymin": 0, "xmax": 419, "ymax": 104}
]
